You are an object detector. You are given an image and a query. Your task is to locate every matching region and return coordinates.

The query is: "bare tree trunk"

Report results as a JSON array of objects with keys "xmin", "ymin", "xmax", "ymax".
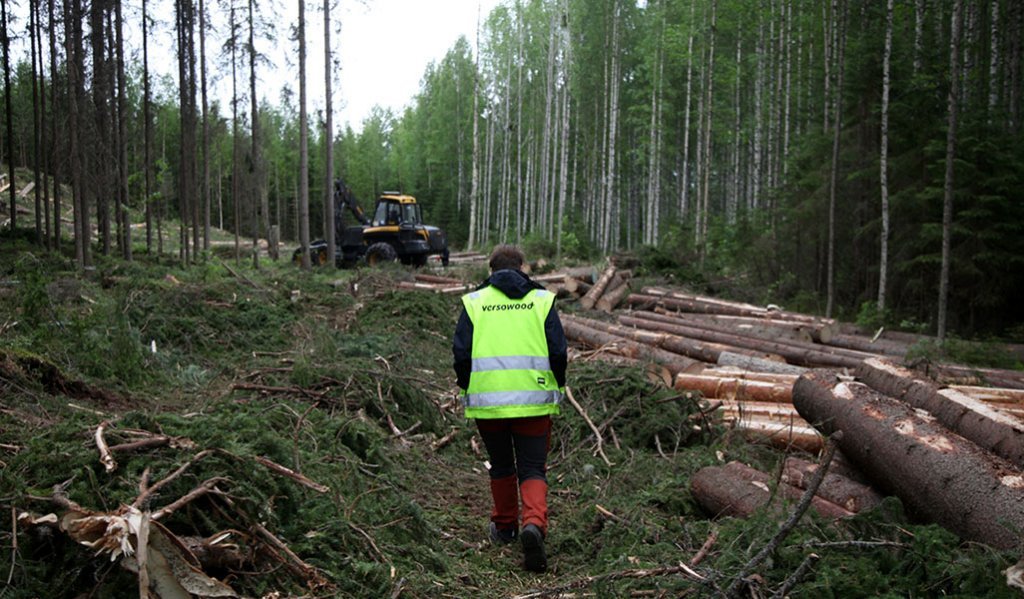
[
  {"xmin": 115, "ymin": 0, "xmax": 129, "ymax": 259},
  {"xmin": 752, "ymin": 11, "xmax": 764, "ymax": 211},
  {"xmin": 603, "ymin": 0, "xmax": 621, "ymax": 253},
  {"xmin": 878, "ymin": 0, "xmax": 893, "ymax": 312},
  {"xmin": 64, "ymin": 0, "xmax": 89, "ymax": 268},
  {"xmin": 323, "ymin": 0, "xmax": 335, "ymax": 267},
  {"xmin": 679, "ymin": 0, "xmax": 695, "ymax": 219},
  {"xmin": 698, "ymin": 0, "xmax": 717, "ymax": 260},
  {"xmin": 142, "ymin": 0, "xmax": 151, "ymax": 254},
  {"xmin": 555, "ymin": 0, "xmax": 571, "ymax": 258},
  {"xmin": 230, "ymin": 6, "xmax": 240, "ymax": 264},
  {"xmin": 48, "ymin": 0, "xmax": 61, "ymax": 249},
  {"xmin": 825, "ymin": 0, "xmax": 846, "ymax": 319},
  {"xmin": 645, "ymin": 4, "xmax": 663, "ymax": 246},
  {"xmin": 468, "ymin": 8, "xmax": 481, "ymax": 250},
  {"xmin": 938, "ymin": 0, "xmax": 964, "ymax": 341},
  {"xmin": 29, "ymin": 0, "xmax": 43, "ymax": 243},
  {"xmin": 2, "ymin": 0, "xmax": 16, "ymax": 232},
  {"xmin": 91, "ymin": 0, "xmax": 110, "ymax": 256},
  {"xmin": 248, "ymin": 0, "xmax": 263, "ymax": 268},
  {"xmin": 987, "ymin": 0, "xmax": 999, "ymax": 121},
  {"xmin": 914, "ymin": 0, "xmax": 924, "ymax": 76},
  {"xmin": 729, "ymin": 26, "xmax": 741, "ymax": 223},
  {"xmin": 200, "ymin": 0, "xmax": 210, "ymax": 250},
  {"xmin": 297, "ymin": 0, "xmax": 310, "ymax": 270}
]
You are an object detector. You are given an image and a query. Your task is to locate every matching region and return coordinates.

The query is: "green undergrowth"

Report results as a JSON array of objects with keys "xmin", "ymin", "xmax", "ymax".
[{"xmin": 0, "ymin": 246, "xmax": 1019, "ymax": 597}]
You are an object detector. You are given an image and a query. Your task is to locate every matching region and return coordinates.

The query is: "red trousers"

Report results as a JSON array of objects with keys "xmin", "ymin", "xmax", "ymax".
[{"xmin": 477, "ymin": 415, "xmax": 551, "ymax": 535}]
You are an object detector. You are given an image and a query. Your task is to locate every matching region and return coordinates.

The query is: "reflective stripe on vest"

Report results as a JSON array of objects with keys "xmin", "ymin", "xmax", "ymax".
[{"xmin": 461, "ymin": 285, "xmax": 561, "ymax": 419}]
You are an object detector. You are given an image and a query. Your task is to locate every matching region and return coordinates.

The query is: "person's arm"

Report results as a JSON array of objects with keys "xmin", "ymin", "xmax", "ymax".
[
  {"xmin": 452, "ymin": 309, "xmax": 474, "ymax": 390},
  {"xmin": 545, "ymin": 306, "xmax": 568, "ymax": 388}
]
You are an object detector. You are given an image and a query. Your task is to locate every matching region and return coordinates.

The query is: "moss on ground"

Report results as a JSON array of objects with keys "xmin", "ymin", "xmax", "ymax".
[{"xmin": 0, "ymin": 243, "xmax": 1018, "ymax": 597}]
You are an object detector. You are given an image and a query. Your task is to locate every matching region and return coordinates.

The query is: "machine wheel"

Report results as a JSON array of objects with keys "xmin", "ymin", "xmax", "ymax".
[{"xmin": 365, "ymin": 242, "xmax": 397, "ymax": 267}]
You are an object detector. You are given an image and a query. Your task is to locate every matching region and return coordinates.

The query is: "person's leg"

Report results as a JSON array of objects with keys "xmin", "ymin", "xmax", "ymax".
[
  {"xmin": 509, "ymin": 415, "xmax": 551, "ymax": 533},
  {"xmin": 477, "ymin": 419, "xmax": 519, "ymax": 540}
]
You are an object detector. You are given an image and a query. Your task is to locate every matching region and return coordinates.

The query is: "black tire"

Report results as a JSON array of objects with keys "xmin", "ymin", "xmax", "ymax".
[{"xmin": 365, "ymin": 242, "xmax": 397, "ymax": 267}]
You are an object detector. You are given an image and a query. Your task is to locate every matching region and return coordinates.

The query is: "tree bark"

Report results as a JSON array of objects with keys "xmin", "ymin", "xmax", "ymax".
[
  {"xmin": 691, "ymin": 461, "xmax": 853, "ymax": 520},
  {"xmin": 717, "ymin": 351, "xmax": 808, "ymax": 375},
  {"xmin": 2, "ymin": 0, "xmax": 16, "ymax": 232},
  {"xmin": 199, "ymin": 0, "xmax": 210, "ymax": 251},
  {"xmin": 793, "ymin": 371, "xmax": 1024, "ymax": 550},
  {"xmin": 856, "ymin": 357, "xmax": 1024, "ymax": 467},
  {"xmin": 781, "ymin": 457, "xmax": 883, "ymax": 513}
]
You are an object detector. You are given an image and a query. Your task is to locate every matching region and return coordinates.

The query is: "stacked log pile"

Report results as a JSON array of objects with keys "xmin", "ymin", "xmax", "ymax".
[{"xmin": 563, "ymin": 281, "xmax": 1024, "ymax": 546}]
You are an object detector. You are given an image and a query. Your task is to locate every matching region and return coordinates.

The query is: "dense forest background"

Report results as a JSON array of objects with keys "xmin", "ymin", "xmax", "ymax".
[{"xmin": 0, "ymin": 0, "xmax": 1022, "ymax": 340}]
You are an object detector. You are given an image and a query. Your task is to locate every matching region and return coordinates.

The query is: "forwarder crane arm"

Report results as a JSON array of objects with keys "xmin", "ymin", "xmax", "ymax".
[{"xmin": 334, "ymin": 179, "xmax": 371, "ymax": 228}]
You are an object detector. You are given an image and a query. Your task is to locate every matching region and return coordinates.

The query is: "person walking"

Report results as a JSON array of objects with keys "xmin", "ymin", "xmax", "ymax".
[{"xmin": 452, "ymin": 244, "xmax": 567, "ymax": 573}]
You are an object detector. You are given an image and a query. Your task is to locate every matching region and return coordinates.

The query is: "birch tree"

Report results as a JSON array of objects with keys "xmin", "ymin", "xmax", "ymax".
[{"xmin": 878, "ymin": 0, "xmax": 893, "ymax": 312}]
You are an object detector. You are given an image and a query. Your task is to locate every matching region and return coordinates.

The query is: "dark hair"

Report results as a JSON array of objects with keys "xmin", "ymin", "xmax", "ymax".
[{"xmin": 488, "ymin": 244, "xmax": 525, "ymax": 272}]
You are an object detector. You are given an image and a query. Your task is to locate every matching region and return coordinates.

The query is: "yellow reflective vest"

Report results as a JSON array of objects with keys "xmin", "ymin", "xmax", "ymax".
[{"xmin": 460, "ymin": 285, "xmax": 562, "ymax": 419}]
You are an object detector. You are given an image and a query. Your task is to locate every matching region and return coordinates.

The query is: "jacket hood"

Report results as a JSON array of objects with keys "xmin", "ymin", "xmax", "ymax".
[{"xmin": 482, "ymin": 269, "xmax": 543, "ymax": 300}]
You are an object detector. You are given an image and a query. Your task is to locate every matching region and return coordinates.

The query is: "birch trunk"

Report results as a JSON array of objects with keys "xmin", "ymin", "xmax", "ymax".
[
  {"xmin": 698, "ymin": 0, "xmax": 717, "ymax": 257},
  {"xmin": 603, "ymin": 0, "xmax": 621, "ymax": 253},
  {"xmin": 938, "ymin": 0, "xmax": 964, "ymax": 341},
  {"xmin": 680, "ymin": 0, "xmax": 695, "ymax": 219},
  {"xmin": 878, "ymin": 0, "xmax": 893, "ymax": 312},
  {"xmin": 556, "ymin": 0, "xmax": 572, "ymax": 257},
  {"xmin": 467, "ymin": 10, "xmax": 481, "ymax": 250}
]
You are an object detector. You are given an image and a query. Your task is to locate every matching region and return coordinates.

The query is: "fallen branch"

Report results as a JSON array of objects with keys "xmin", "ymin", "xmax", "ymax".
[
  {"xmin": 565, "ymin": 386, "xmax": 613, "ymax": 467},
  {"xmin": 94, "ymin": 422, "xmax": 117, "ymax": 473},
  {"xmin": 432, "ymin": 428, "xmax": 459, "ymax": 452},
  {"xmin": 690, "ymin": 529, "xmax": 718, "ymax": 566},
  {"xmin": 133, "ymin": 449, "xmax": 213, "ymax": 509},
  {"xmin": 151, "ymin": 477, "xmax": 228, "ymax": 521},
  {"xmin": 770, "ymin": 553, "xmax": 819, "ymax": 599},
  {"xmin": 253, "ymin": 455, "xmax": 329, "ymax": 493},
  {"xmin": 725, "ymin": 431, "xmax": 843, "ymax": 598}
]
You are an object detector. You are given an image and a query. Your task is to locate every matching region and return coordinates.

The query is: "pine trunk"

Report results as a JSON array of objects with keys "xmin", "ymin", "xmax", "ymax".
[
  {"xmin": 938, "ymin": 0, "xmax": 963, "ymax": 341},
  {"xmin": 323, "ymin": 0, "xmax": 335, "ymax": 267},
  {"xmin": 825, "ymin": 0, "xmax": 846, "ymax": 318}
]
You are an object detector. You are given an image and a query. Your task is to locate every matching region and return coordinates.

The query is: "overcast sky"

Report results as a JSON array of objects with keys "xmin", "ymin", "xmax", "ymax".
[
  {"xmin": 5, "ymin": 1, "xmax": 500, "ymax": 133},
  {"xmin": 134, "ymin": 0, "xmax": 502, "ymax": 133}
]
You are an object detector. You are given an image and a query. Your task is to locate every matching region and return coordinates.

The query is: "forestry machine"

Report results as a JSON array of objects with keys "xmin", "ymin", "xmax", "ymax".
[{"xmin": 296, "ymin": 179, "xmax": 449, "ymax": 268}]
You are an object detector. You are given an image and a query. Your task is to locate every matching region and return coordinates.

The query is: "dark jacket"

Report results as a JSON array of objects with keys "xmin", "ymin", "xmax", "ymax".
[{"xmin": 452, "ymin": 269, "xmax": 568, "ymax": 391}]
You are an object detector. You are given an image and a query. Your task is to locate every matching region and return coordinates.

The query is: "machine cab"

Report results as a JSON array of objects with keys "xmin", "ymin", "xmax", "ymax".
[{"xmin": 371, "ymin": 193, "xmax": 423, "ymax": 227}]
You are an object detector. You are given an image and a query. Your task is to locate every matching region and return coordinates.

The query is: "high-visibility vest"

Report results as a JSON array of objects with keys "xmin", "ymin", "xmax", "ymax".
[{"xmin": 461, "ymin": 285, "xmax": 562, "ymax": 419}]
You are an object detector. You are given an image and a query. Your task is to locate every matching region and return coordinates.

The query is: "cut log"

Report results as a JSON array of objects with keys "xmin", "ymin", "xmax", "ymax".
[
  {"xmin": 821, "ymin": 333, "xmax": 907, "ymax": 357},
  {"xmin": 578, "ymin": 316, "xmax": 771, "ymax": 365},
  {"xmin": 717, "ymin": 351, "xmax": 809, "ymax": 375},
  {"xmin": 596, "ymin": 279, "xmax": 631, "ymax": 313},
  {"xmin": 413, "ymin": 273, "xmax": 464, "ymax": 285},
  {"xmin": 856, "ymin": 358, "xmax": 1024, "ymax": 467},
  {"xmin": 729, "ymin": 415, "xmax": 824, "ymax": 453},
  {"xmin": 781, "ymin": 457, "xmax": 884, "ymax": 513},
  {"xmin": 639, "ymin": 287, "xmax": 836, "ymax": 327},
  {"xmin": 563, "ymin": 277, "xmax": 593, "ymax": 295},
  {"xmin": 561, "ymin": 315, "xmax": 703, "ymax": 375},
  {"xmin": 927, "ymin": 363, "xmax": 1024, "ymax": 390},
  {"xmin": 675, "ymin": 373, "xmax": 793, "ymax": 403},
  {"xmin": 690, "ymin": 462, "xmax": 854, "ymax": 520},
  {"xmin": 651, "ymin": 309, "xmax": 825, "ymax": 344},
  {"xmin": 580, "ymin": 264, "xmax": 617, "ymax": 310},
  {"xmin": 793, "ymin": 371, "xmax": 1024, "ymax": 550},
  {"xmin": 699, "ymin": 368, "xmax": 800, "ymax": 385},
  {"xmin": 620, "ymin": 313, "xmax": 864, "ymax": 369},
  {"xmin": 951, "ymin": 385, "xmax": 1024, "ymax": 404}
]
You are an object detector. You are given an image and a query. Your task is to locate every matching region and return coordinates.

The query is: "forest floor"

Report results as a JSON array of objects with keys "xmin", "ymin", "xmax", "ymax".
[{"xmin": 0, "ymin": 222, "xmax": 1022, "ymax": 598}]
